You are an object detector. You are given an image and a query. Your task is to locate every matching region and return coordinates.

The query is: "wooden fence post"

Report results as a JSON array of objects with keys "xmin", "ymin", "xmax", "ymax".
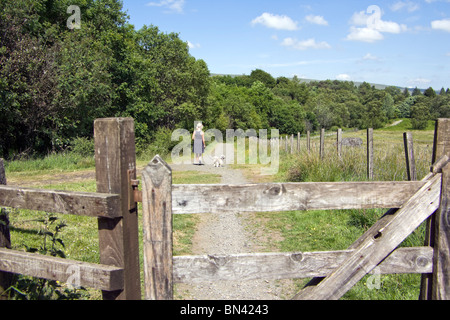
[
  {"xmin": 420, "ymin": 119, "xmax": 450, "ymax": 299},
  {"xmin": 290, "ymin": 135, "xmax": 294, "ymax": 154},
  {"xmin": 142, "ymin": 156, "xmax": 173, "ymax": 300},
  {"xmin": 429, "ymin": 119, "xmax": 450, "ymax": 299},
  {"xmin": 297, "ymin": 132, "xmax": 301, "ymax": 153},
  {"xmin": 320, "ymin": 128, "xmax": 325, "ymax": 160},
  {"xmin": 0, "ymin": 159, "xmax": 13, "ymax": 299},
  {"xmin": 404, "ymin": 132, "xmax": 417, "ymax": 181},
  {"xmin": 337, "ymin": 129, "xmax": 342, "ymax": 158},
  {"xmin": 94, "ymin": 118, "xmax": 141, "ymax": 300},
  {"xmin": 432, "ymin": 162, "xmax": 450, "ymax": 299},
  {"xmin": 367, "ymin": 128, "xmax": 374, "ymax": 180},
  {"xmin": 307, "ymin": 131, "xmax": 311, "ymax": 153}
]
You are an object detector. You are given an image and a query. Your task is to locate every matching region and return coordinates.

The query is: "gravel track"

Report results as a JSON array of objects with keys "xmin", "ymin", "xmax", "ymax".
[{"xmin": 171, "ymin": 163, "xmax": 294, "ymax": 300}]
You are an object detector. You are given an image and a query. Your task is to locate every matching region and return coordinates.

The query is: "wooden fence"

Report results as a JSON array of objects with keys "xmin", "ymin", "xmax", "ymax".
[
  {"xmin": 279, "ymin": 127, "xmax": 421, "ymax": 181},
  {"xmin": 1, "ymin": 118, "xmax": 449, "ymax": 300}
]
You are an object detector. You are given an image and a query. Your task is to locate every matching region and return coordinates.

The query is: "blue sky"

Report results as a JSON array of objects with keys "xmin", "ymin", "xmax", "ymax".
[{"xmin": 121, "ymin": 0, "xmax": 450, "ymax": 89}]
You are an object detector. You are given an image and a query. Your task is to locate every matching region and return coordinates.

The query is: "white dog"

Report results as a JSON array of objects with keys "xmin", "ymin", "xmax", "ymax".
[{"xmin": 211, "ymin": 155, "xmax": 226, "ymax": 167}]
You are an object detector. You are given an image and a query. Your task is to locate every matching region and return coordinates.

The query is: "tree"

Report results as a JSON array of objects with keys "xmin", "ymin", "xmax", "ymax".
[
  {"xmin": 412, "ymin": 87, "xmax": 422, "ymax": 96},
  {"xmin": 411, "ymin": 98, "xmax": 430, "ymax": 130},
  {"xmin": 382, "ymin": 93, "xmax": 397, "ymax": 119},
  {"xmin": 249, "ymin": 69, "xmax": 276, "ymax": 89},
  {"xmin": 362, "ymin": 100, "xmax": 386, "ymax": 129},
  {"xmin": 424, "ymin": 87, "xmax": 437, "ymax": 98}
]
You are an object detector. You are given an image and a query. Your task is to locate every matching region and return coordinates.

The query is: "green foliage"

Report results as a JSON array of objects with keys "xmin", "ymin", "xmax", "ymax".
[
  {"xmin": 70, "ymin": 137, "xmax": 94, "ymax": 158},
  {"xmin": 7, "ymin": 214, "xmax": 89, "ymax": 300},
  {"xmin": 1, "ymin": 0, "xmax": 446, "ymax": 160},
  {"xmin": 411, "ymin": 98, "xmax": 431, "ymax": 130}
]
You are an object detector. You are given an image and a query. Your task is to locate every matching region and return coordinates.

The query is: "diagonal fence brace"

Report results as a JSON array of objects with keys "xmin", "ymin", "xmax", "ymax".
[{"xmin": 293, "ymin": 173, "xmax": 442, "ymax": 300}]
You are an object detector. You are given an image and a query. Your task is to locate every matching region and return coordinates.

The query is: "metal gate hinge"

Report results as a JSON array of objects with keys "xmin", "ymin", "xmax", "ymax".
[{"xmin": 127, "ymin": 169, "xmax": 142, "ymax": 212}]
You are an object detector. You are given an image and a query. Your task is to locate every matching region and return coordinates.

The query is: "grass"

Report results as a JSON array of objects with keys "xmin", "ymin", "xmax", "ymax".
[
  {"xmin": 3, "ymin": 151, "xmax": 221, "ymax": 300},
  {"xmin": 245, "ymin": 121, "xmax": 435, "ymax": 300},
  {"xmin": 1, "ymin": 119, "xmax": 437, "ymax": 300}
]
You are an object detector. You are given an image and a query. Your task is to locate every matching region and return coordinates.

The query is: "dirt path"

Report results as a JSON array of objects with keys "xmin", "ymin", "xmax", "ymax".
[
  {"xmin": 171, "ymin": 163, "xmax": 293, "ymax": 300},
  {"xmin": 8, "ymin": 158, "xmax": 294, "ymax": 300}
]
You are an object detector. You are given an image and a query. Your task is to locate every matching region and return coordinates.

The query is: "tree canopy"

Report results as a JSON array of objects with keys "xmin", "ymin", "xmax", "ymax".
[{"xmin": 1, "ymin": 0, "xmax": 449, "ymax": 159}]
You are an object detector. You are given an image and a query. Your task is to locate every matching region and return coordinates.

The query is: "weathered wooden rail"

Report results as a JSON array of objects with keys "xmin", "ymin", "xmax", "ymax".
[{"xmin": 1, "ymin": 118, "xmax": 449, "ymax": 300}]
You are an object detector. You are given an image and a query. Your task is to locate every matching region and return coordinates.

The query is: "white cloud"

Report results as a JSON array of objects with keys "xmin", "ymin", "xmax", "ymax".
[
  {"xmin": 431, "ymin": 19, "xmax": 450, "ymax": 32},
  {"xmin": 347, "ymin": 6, "xmax": 407, "ymax": 42},
  {"xmin": 336, "ymin": 74, "xmax": 352, "ymax": 81},
  {"xmin": 251, "ymin": 13, "xmax": 299, "ymax": 31},
  {"xmin": 305, "ymin": 15, "xmax": 329, "ymax": 26},
  {"xmin": 147, "ymin": 0, "xmax": 185, "ymax": 13},
  {"xmin": 281, "ymin": 37, "xmax": 331, "ymax": 50},
  {"xmin": 390, "ymin": 1, "xmax": 420, "ymax": 12},
  {"xmin": 187, "ymin": 41, "xmax": 200, "ymax": 49},
  {"xmin": 346, "ymin": 26, "xmax": 384, "ymax": 42}
]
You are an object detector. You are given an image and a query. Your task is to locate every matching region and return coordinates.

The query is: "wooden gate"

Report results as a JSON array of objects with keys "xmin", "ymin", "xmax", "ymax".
[
  {"xmin": 139, "ymin": 119, "xmax": 450, "ymax": 300},
  {"xmin": 1, "ymin": 118, "xmax": 449, "ymax": 300}
]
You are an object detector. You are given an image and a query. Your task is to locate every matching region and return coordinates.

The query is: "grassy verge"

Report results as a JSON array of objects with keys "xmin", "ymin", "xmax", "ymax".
[
  {"xmin": 4, "ymin": 155, "xmax": 220, "ymax": 299},
  {"xmin": 242, "ymin": 123, "xmax": 434, "ymax": 300}
]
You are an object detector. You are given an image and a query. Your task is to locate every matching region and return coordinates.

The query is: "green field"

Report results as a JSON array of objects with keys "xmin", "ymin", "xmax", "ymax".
[{"xmin": 1, "ymin": 119, "xmax": 437, "ymax": 300}]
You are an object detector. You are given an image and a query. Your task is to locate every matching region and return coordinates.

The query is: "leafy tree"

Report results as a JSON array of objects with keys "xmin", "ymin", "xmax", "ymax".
[
  {"xmin": 424, "ymin": 87, "xmax": 437, "ymax": 98},
  {"xmin": 412, "ymin": 87, "xmax": 422, "ymax": 96},
  {"xmin": 382, "ymin": 93, "xmax": 397, "ymax": 119},
  {"xmin": 411, "ymin": 97, "xmax": 431, "ymax": 130},
  {"xmin": 249, "ymin": 69, "xmax": 276, "ymax": 88}
]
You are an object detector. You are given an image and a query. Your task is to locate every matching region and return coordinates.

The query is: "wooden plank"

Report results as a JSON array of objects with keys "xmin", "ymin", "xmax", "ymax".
[
  {"xmin": 293, "ymin": 173, "xmax": 442, "ymax": 300},
  {"xmin": 94, "ymin": 118, "xmax": 141, "ymax": 300},
  {"xmin": 367, "ymin": 128, "xmax": 374, "ymax": 180},
  {"xmin": 171, "ymin": 181, "xmax": 426, "ymax": 214},
  {"xmin": 142, "ymin": 156, "xmax": 173, "ymax": 300},
  {"xmin": 0, "ymin": 248, "xmax": 123, "ymax": 291},
  {"xmin": 297, "ymin": 132, "xmax": 300, "ymax": 153},
  {"xmin": 404, "ymin": 132, "xmax": 417, "ymax": 181},
  {"xmin": 432, "ymin": 163, "xmax": 450, "ymax": 299},
  {"xmin": 173, "ymin": 247, "xmax": 433, "ymax": 283},
  {"xmin": 0, "ymin": 186, "xmax": 121, "ymax": 218}
]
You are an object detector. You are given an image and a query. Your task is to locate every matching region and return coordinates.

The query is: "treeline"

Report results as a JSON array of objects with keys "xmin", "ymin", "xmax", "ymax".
[
  {"xmin": 1, "ymin": 1, "xmax": 450, "ymax": 159},
  {"xmin": 0, "ymin": 0, "xmax": 209, "ymax": 158},
  {"xmin": 208, "ymin": 71, "xmax": 450, "ymax": 135}
]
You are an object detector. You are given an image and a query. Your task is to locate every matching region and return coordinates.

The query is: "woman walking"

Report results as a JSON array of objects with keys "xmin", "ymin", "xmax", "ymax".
[{"xmin": 192, "ymin": 123, "xmax": 206, "ymax": 165}]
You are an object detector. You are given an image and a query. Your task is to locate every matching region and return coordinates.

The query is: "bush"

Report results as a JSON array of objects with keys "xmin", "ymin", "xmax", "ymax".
[{"xmin": 70, "ymin": 138, "xmax": 94, "ymax": 158}]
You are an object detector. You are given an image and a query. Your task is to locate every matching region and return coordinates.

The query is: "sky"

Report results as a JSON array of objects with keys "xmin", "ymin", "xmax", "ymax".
[{"xmin": 121, "ymin": 0, "xmax": 450, "ymax": 90}]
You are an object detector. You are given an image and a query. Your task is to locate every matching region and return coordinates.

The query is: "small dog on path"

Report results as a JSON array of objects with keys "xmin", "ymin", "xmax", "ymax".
[{"xmin": 211, "ymin": 155, "xmax": 226, "ymax": 167}]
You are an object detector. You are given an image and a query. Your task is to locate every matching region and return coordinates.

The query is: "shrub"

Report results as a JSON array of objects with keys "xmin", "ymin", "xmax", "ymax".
[{"xmin": 70, "ymin": 137, "xmax": 94, "ymax": 158}]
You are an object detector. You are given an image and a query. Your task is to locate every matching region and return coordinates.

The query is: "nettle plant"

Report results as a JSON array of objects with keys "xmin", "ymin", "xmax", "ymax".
[{"xmin": 7, "ymin": 213, "xmax": 88, "ymax": 300}]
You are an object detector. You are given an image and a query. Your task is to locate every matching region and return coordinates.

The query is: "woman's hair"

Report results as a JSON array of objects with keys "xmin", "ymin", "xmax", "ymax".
[{"xmin": 196, "ymin": 123, "xmax": 203, "ymax": 130}]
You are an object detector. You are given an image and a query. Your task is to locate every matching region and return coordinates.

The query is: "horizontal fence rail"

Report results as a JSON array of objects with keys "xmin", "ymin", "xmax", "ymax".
[
  {"xmin": 0, "ymin": 248, "xmax": 123, "ymax": 291},
  {"xmin": 0, "ymin": 186, "xmax": 121, "ymax": 218},
  {"xmin": 172, "ymin": 181, "xmax": 426, "ymax": 214},
  {"xmin": 173, "ymin": 247, "xmax": 433, "ymax": 283}
]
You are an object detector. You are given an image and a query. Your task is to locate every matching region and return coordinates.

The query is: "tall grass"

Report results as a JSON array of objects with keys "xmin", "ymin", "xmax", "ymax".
[{"xmin": 257, "ymin": 127, "xmax": 435, "ymax": 300}]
